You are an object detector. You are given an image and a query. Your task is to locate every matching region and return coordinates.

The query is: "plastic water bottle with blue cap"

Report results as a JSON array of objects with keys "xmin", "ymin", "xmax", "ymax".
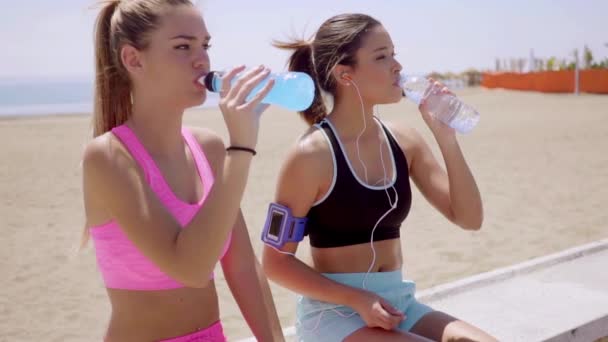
[
  {"xmin": 400, "ymin": 73, "xmax": 480, "ymax": 134},
  {"xmin": 202, "ymin": 70, "xmax": 315, "ymax": 112}
]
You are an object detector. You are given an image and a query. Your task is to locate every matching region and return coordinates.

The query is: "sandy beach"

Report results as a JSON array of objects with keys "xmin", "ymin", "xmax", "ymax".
[{"xmin": 1, "ymin": 88, "xmax": 607, "ymax": 341}]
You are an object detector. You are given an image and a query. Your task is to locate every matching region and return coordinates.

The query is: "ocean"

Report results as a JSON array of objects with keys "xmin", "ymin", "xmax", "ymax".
[{"xmin": 0, "ymin": 78, "xmax": 219, "ymax": 117}]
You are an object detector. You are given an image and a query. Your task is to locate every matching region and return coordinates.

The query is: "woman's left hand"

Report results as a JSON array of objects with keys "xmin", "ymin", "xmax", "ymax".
[{"xmin": 419, "ymin": 78, "xmax": 456, "ymax": 138}]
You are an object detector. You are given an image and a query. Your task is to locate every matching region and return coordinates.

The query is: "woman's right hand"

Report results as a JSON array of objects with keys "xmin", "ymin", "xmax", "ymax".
[
  {"xmin": 218, "ymin": 65, "xmax": 275, "ymax": 150},
  {"xmin": 349, "ymin": 289, "xmax": 405, "ymax": 330}
]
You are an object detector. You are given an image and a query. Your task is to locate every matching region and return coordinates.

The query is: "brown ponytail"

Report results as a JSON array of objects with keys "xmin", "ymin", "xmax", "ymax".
[
  {"xmin": 274, "ymin": 14, "xmax": 381, "ymax": 126},
  {"xmin": 93, "ymin": 0, "xmax": 131, "ymax": 137}
]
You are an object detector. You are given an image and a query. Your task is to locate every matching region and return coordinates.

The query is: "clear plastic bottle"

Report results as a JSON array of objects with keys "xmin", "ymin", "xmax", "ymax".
[
  {"xmin": 400, "ymin": 74, "xmax": 480, "ymax": 133},
  {"xmin": 202, "ymin": 70, "xmax": 315, "ymax": 112}
]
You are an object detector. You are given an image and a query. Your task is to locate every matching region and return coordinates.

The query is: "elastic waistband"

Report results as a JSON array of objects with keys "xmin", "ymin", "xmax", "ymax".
[
  {"xmin": 158, "ymin": 320, "xmax": 225, "ymax": 342},
  {"xmin": 321, "ymin": 270, "xmax": 405, "ymax": 292}
]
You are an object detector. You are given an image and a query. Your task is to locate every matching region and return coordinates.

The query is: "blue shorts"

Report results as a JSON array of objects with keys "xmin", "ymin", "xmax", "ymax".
[{"xmin": 295, "ymin": 270, "xmax": 433, "ymax": 342}]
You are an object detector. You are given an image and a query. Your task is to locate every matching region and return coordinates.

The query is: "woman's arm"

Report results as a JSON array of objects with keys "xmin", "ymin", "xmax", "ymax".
[
  {"xmin": 262, "ymin": 135, "xmax": 362, "ymax": 305},
  {"xmin": 391, "ymin": 83, "xmax": 483, "ymax": 230},
  {"xmin": 83, "ymin": 130, "xmax": 249, "ymax": 287},
  {"xmin": 221, "ymin": 210, "xmax": 284, "ymax": 342}
]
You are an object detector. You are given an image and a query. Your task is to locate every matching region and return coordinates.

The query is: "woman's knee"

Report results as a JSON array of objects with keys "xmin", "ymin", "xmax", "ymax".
[{"xmin": 344, "ymin": 327, "xmax": 433, "ymax": 342}]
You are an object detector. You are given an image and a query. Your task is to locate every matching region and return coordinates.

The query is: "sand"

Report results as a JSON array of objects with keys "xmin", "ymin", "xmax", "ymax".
[{"xmin": 1, "ymin": 88, "xmax": 607, "ymax": 341}]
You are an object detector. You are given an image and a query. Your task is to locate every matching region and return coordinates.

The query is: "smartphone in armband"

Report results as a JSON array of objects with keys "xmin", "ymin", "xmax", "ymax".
[{"xmin": 261, "ymin": 203, "xmax": 307, "ymax": 249}]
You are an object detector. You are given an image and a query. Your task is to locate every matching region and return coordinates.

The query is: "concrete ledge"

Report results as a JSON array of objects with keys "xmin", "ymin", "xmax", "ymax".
[
  {"xmin": 545, "ymin": 314, "xmax": 608, "ymax": 342},
  {"xmin": 417, "ymin": 238, "xmax": 608, "ymax": 303},
  {"xmin": 238, "ymin": 239, "xmax": 608, "ymax": 341}
]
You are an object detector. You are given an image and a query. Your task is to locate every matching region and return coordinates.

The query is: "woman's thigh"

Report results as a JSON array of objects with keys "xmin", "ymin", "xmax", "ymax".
[
  {"xmin": 409, "ymin": 311, "xmax": 498, "ymax": 342},
  {"xmin": 344, "ymin": 327, "xmax": 433, "ymax": 342}
]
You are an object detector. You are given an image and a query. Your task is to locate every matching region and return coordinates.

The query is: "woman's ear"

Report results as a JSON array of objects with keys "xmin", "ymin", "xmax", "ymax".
[
  {"xmin": 120, "ymin": 44, "xmax": 143, "ymax": 76},
  {"xmin": 333, "ymin": 65, "xmax": 353, "ymax": 86}
]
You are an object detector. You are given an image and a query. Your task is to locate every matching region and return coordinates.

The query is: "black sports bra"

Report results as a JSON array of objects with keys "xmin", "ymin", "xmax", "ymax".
[{"xmin": 305, "ymin": 118, "xmax": 412, "ymax": 248}]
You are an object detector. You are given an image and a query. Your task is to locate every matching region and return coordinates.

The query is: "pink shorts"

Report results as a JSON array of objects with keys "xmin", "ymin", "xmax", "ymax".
[{"xmin": 159, "ymin": 321, "xmax": 226, "ymax": 342}]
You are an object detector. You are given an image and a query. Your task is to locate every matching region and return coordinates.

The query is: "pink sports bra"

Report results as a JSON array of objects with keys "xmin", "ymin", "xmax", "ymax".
[{"xmin": 90, "ymin": 125, "xmax": 232, "ymax": 290}]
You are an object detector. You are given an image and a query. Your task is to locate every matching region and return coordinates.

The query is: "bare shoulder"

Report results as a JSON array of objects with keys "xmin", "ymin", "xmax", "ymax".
[
  {"xmin": 186, "ymin": 126, "xmax": 225, "ymax": 153},
  {"xmin": 383, "ymin": 120, "xmax": 426, "ymax": 154},
  {"xmin": 274, "ymin": 125, "xmax": 331, "ymax": 212},
  {"xmin": 82, "ymin": 134, "xmax": 109, "ymax": 168},
  {"xmin": 82, "ymin": 131, "xmax": 140, "ymax": 225},
  {"xmin": 185, "ymin": 126, "xmax": 226, "ymax": 173},
  {"xmin": 283, "ymin": 125, "xmax": 331, "ymax": 173},
  {"xmin": 82, "ymin": 132, "xmax": 130, "ymax": 177},
  {"xmin": 82, "ymin": 131, "xmax": 152, "ymax": 195}
]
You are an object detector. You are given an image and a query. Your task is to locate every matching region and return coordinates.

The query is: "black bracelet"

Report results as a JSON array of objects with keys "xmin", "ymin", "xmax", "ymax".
[{"xmin": 226, "ymin": 146, "xmax": 257, "ymax": 156}]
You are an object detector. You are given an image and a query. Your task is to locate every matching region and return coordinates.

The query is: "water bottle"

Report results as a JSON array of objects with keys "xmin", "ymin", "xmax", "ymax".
[
  {"xmin": 400, "ymin": 74, "xmax": 480, "ymax": 133},
  {"xmin": 201, "ymin": 70, "xmax": 315, "ymax": 112}
]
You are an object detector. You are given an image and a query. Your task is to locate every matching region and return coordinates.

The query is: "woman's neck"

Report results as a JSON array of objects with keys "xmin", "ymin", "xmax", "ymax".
[
  {"xmin": 127, "ymin": 95, "xmax": 185, "ymax": 158},
  {"xmin": 329, "ymin": 93, "xmax": 377, "ymax": 139}
]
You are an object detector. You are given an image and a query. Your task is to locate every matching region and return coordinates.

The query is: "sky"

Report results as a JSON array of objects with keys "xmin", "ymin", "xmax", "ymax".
[{"xmin": 0, "ymin": 0, "xmax": 606, "ymax": 81}]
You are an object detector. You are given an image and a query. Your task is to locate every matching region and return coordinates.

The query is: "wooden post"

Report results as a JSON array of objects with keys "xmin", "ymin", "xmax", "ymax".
[{"xmin": 574, "ymin": 49, "xmax": 580, "ymax": 95}]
